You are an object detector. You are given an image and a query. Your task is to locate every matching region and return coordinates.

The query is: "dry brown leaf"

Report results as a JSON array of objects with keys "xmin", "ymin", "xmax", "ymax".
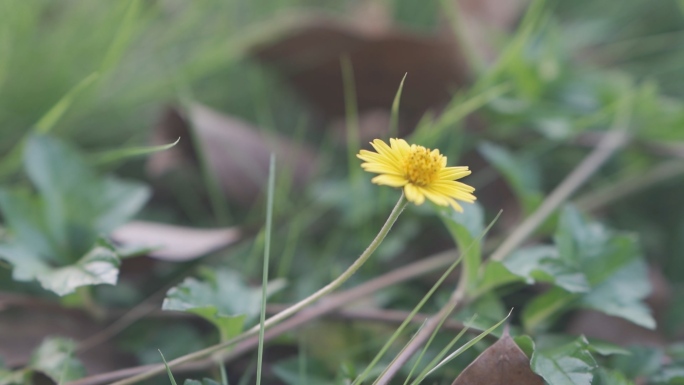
[
  {"xmin": 451, "ymin": 332, "xmax": 544, "ymax": 385},
  {"xmin": 148, "ymin": 104, "xmax": 318, "ymax": 204},
  {"xmin": 111, "ymin": 221, "xmax": 241, "ymax": 262},
  {"xmin": 250, "ymin": 16, "xmax": 469, "ymax": 122}
]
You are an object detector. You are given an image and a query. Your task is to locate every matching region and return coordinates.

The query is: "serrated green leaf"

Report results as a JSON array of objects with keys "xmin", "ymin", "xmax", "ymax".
[
  {"xmin": 23, "ymin": 134, "xmax": 149, "ymax": 259},
  {"xmin": 503, "ymin": 245, "xmax": 589, "ymax": 293},
  {"xmin": 0, "ymin": 240, "xmax": 120, "ymax": 296},
  {"xmin": 437, "ymin": 201, "xmax": 484, "ymax": 289},
  {"xmin": 523, "ymin": 206, "xmax": 655, "ymax": 330},
  {"xmin": 28, "ymin": 337, "xmax": 85, "ymax": 383},
  {"xmin": 531, "ymin": 336, "xmax": 597, "ymax": 385},
  {"xmin": 37, "ymin": 241, "xmax": 121, "ymax": 296},
  {"xmin": 0, "ymin": 188, "xmax": 57, "ymax": 263},
  {"xmin": 162, "ymin": 268, "xmax": 285, "ymax": 340},
  {"xmin": 513, "ymin": 335, "xmax": 535, "ymax": 358}
]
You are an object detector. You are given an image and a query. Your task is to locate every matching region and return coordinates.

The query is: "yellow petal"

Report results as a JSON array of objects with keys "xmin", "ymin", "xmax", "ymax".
[
  {"xmin": 404, "ymin": 184, "xmax": 425, "ymax": 205},
  {"xmin": 371, "ymin": 174, "xmax": 408, "ymax": 187}
]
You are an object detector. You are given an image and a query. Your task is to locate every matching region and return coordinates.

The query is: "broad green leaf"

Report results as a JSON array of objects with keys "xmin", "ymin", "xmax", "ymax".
[
  {"xmin": 28, "ymin": 337, "xmax": 85, "ymax": 383},
  {"xmin": 23, "ymin": 134, "xmax": 150, "ymax": 259},
  {"xmin": 163, "ymin": 268, "xmax": 285, "ymax": 340},
  {"xmin": 437, "ymin": 201, "xmax": 484, "ymax": 289},
  {"xmin": 0, "ymin": 240, "xmax": 120, "ymax": 296},
  {"xmin": 557, "ymin": 206, "xmax": 655, "ymax": 328},
  {"xmin": 503, "ymin": 245, "xmax": 589, "ymax": 293},
  {"xmin": 531, "ymin": 336, "xmax": 597, "ymax": 385},
  {"xmin": 0, "ymin": 189, "xmax": 57, "ymax": 263},
  {"xmin": 477, "ymin": 141, "xmax": 543, "ymax": 213},
  {"xmin": 523, "ymin": 206, "xmax": 655, "ymax": 330},
  {"xmin": 41, "ymin": 241, "xmax": 120, "ymax": 296},
  {"xmin": 513, "ymin": 335, "xmax": 536, "ymax": 358}
]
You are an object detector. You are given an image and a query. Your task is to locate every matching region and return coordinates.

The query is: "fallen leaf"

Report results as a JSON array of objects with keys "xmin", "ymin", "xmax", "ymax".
[
  {"xmin": 110, "ymin": 221, "xmax": 241, "ymax": 262},
  {"xmin": 148, "ymin": 104, "xmax": 318, "ymax": 204},
  {"xmin": 250, "ymin": 15, "xmax": 469, "ymax": 121},
  {"xmin": 451, "ymin": 331, "xmax": 544, "ymax": 385}
]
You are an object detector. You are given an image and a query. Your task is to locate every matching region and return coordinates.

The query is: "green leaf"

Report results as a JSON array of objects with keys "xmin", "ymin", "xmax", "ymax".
[
  {"xmin": 475, "ymin": 260, "xmax": 522, "ymax": 295},
  {"xmin": 23, "ymin": 134, "xmax": 149, "ymax": 258},
  {"xmin": 523, "ymin": 206, "xmax": 655, "ymax": 330},
  {"xmin": 531, "ymin": 336, "xmax": 597, "ymax": 385},
  {"xmin": 513, "ymin": 335, "xmax": 535, "ymax": 358},
  {"xmin": 159, "ymin": 350, "xmax": 178, "ymax": 385},
  {"xmin": 38, "ymin": 241, "xmax": 120, "ymax": 296},
  {"xmin": 92, "ymin": 137, "xmax": 180, "ymax": 166},
  {"xmin": 557, "ymin": 206, "xmax": 655, "ymax": 329},
  {"xmin": 477, "ymin": 142, "xmax": 543, "ymax": 213},
  {"xmin": 437, "ymin": 201, "xmax": 484, "ymax": 290},
  {"xmin": 162, "ymin": 268, "xmax": 285, "ymax": 340},
  {"xmin": 28, "ymin": 337, "xmax": 85, "ymax": 383},
  {"xmin": 0, "ymin": 189, "xmax": 56, "ymax": 263},
  {"xmin": 0, "ymin": 240, "xmax": 120, "ymax": 296},
  {"xmin": 503, "ymin": 245, "xmax": 589, "ymax": 293}
]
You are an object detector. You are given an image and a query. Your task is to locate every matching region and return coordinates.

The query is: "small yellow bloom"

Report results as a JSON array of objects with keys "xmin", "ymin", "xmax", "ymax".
[{"xmin": 357, "ymin": 138, "xmax": 476, "ymax": 212}]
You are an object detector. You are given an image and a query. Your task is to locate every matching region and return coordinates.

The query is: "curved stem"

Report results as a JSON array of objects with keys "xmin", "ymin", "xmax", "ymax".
[{"xmin": 109, "ymin": 194, "xmax": 408, "ymax": 385}]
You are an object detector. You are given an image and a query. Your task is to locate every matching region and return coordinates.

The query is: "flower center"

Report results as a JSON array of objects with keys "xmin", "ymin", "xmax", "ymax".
[{"xmin": 404, "ymin": 145, "xmax": 443, "ymax": 186}]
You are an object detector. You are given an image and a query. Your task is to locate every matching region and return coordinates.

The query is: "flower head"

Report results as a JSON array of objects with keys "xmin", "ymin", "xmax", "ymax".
[{"xmin": 357, "ymin": 138, "xmax": 476, "ymax": 212}]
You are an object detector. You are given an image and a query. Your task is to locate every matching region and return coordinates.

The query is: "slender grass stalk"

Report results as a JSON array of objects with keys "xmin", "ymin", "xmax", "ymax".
[
  {"xmin": 177, "ymin": 98, "xmax": 232, "ymax": 225},
  {"xmin": 110, "ymin": 194, "xmax": 408, "ymax": 385},
  {"xmin": 416, "ymin": 310, "xmax": 511, "ymax": 382},
  {"xmin": 405, "ymin": 316, "xmax": 474, "ymax": 385},
  {"xmin": 219, "ymin": 363, "xmax": 229, "ymax": 385},
  {"xmin": 255, "ymin": 155, "xmax": 276, "ymax": 385},
  {"xmin": 389, "ymin": 74, "xmax": 407, "ymax": 139},
  {"xmin": 158, "ymin": 351, "xmax": 178, "ymax": 385},
  {"xmin": 100, "ymin": 0, "xmax": 140, "ymax": 73},
  {"xmin": 341, "ymin": 55, "xmax": 361, "ymax": 182}
]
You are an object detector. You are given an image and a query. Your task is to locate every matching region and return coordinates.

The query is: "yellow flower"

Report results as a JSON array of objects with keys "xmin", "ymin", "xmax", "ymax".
[{"xmin": 357, "ymin": 138, "xmax": 476, "ymax": 212}]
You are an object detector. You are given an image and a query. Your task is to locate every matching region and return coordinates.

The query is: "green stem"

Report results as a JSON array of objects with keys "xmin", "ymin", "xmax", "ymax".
[{"xmin": 110, "ymin": 193, "xmax": 409, "ymax": 385}]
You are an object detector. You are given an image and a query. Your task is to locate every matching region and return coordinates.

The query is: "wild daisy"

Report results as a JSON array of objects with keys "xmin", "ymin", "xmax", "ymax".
[{"xmin": 358, "ymin": 138, "xmax": 476, "ymax": 212}]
